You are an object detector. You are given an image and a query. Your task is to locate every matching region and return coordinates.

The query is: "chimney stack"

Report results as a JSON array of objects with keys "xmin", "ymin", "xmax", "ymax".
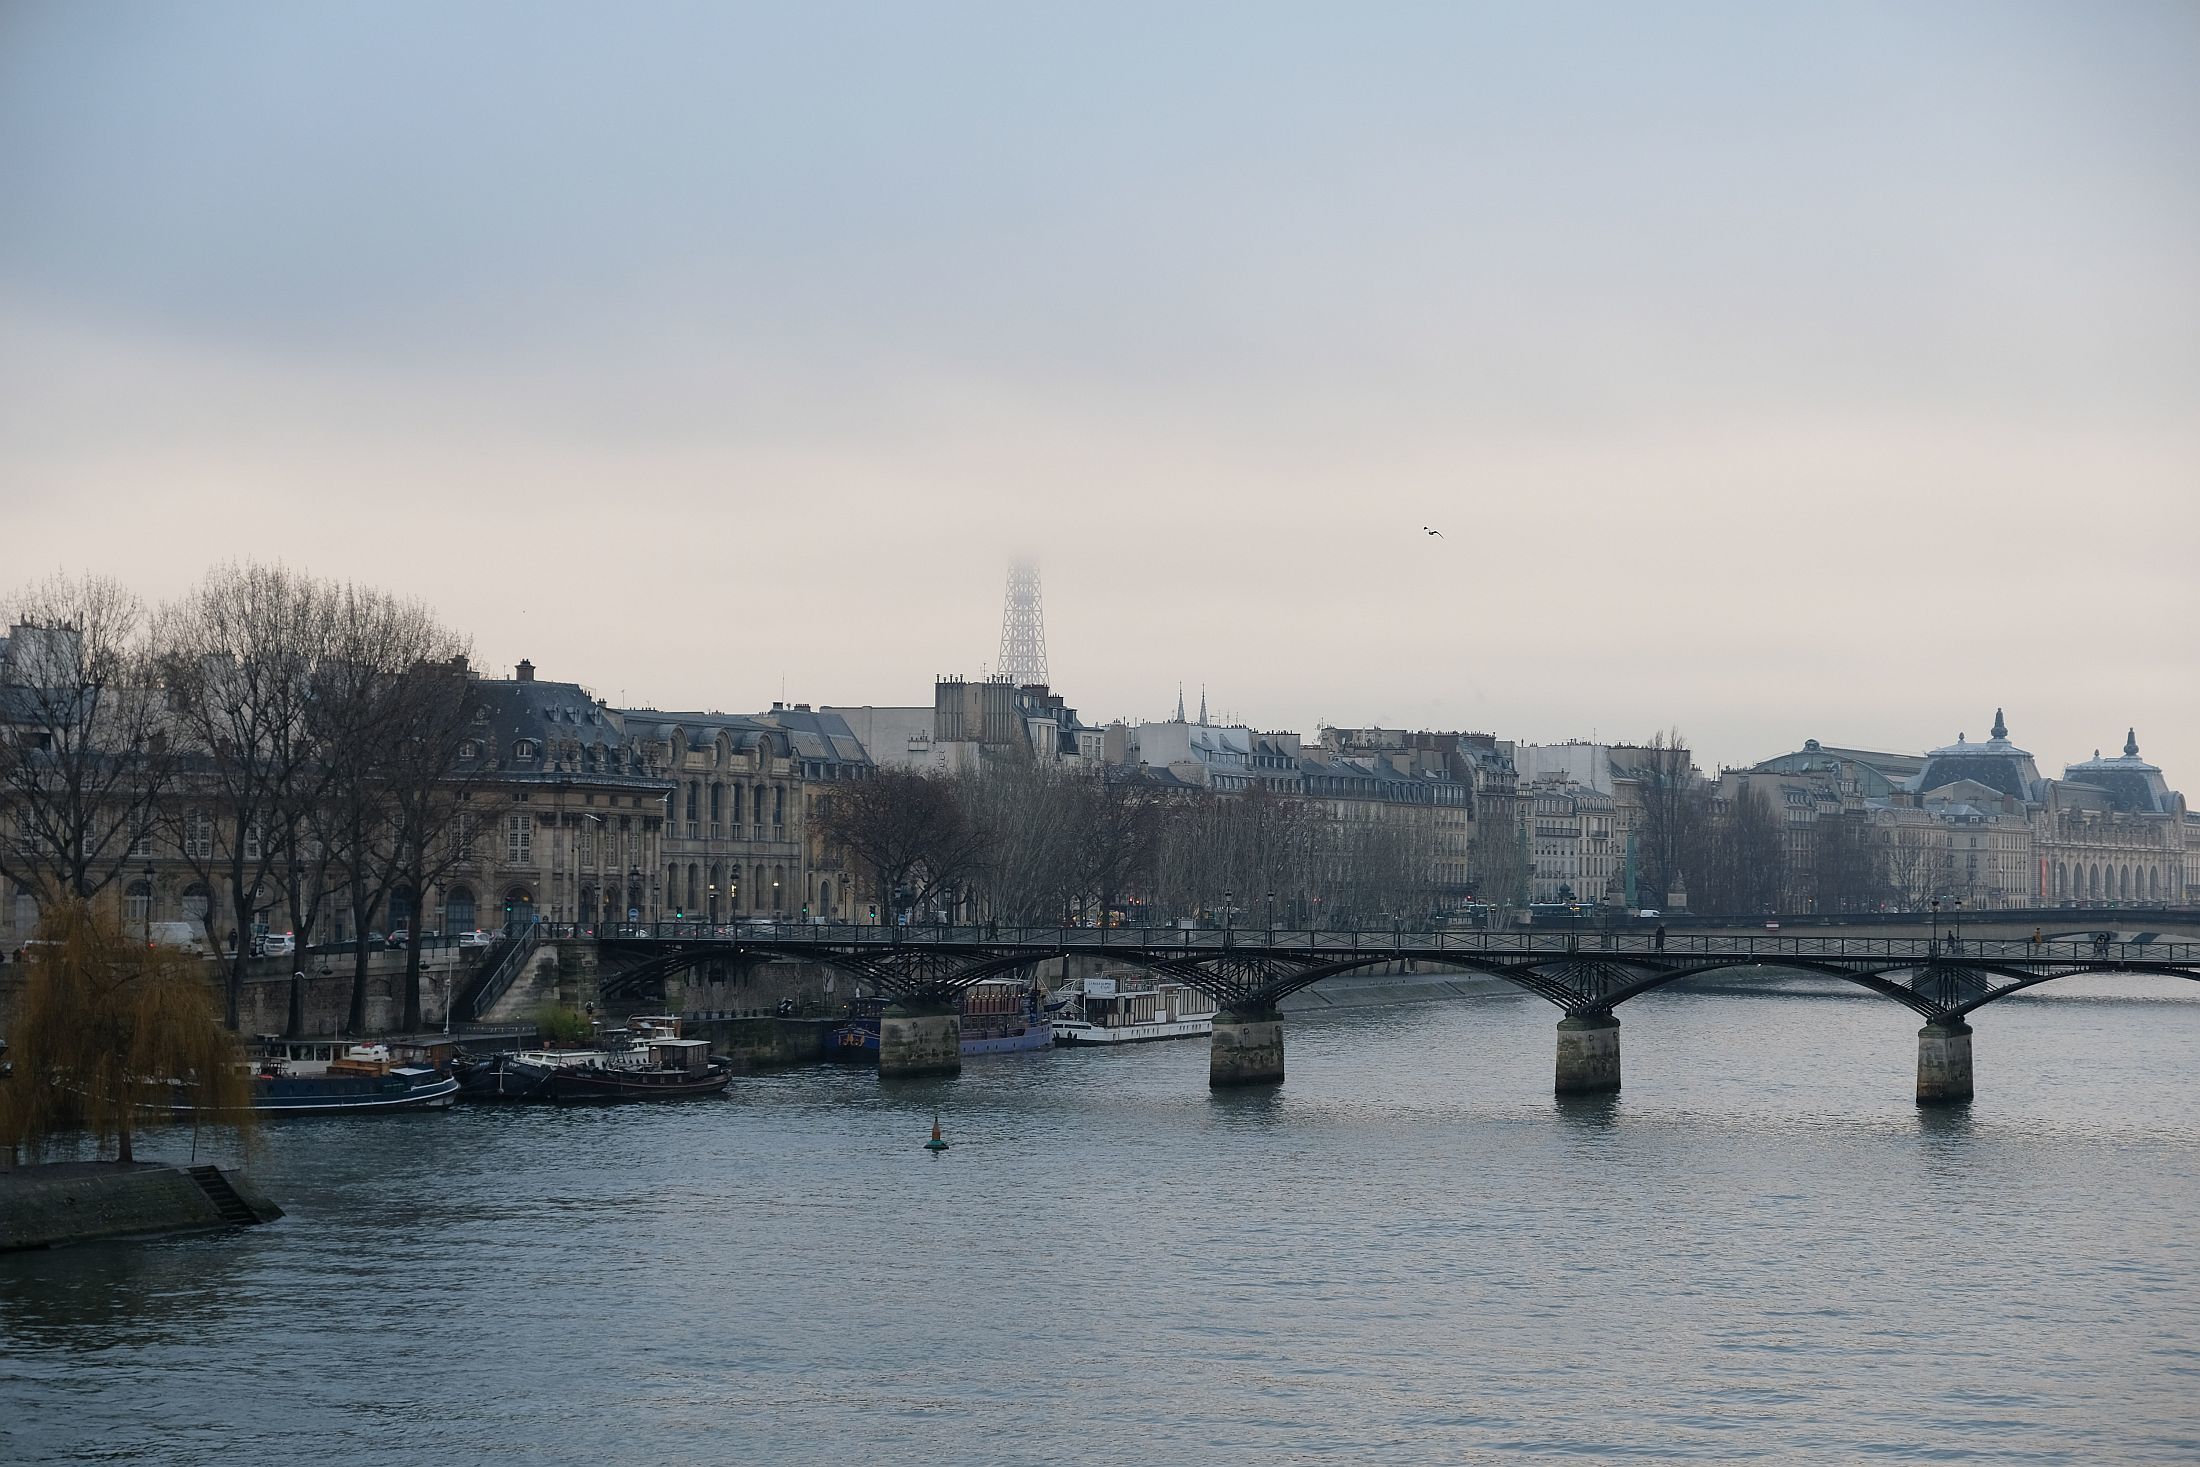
[{"xmin": 516, "ymin": 659, "xmax": 535, "ymax": 682}]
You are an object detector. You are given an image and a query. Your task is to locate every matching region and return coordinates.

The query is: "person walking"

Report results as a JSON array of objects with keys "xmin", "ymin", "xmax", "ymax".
[{"xmin": 1654, "ymin": 924, "xmax": 1667, "ymax": 953}]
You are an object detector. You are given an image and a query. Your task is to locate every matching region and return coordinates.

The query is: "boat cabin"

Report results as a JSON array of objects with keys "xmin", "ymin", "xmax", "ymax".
[
  {"xmin": 648, "ymin": 1038, "xmax": 710, "ymax": 1074},
  {"xmin": 1075, "ymin": 976, "xmax": 1217, "ymax": 1029}
]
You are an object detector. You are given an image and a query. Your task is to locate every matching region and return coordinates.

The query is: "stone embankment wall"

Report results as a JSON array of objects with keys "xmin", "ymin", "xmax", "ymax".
[
  {"xmin": 1, "ymin": 1163, "xmax": 281, "ymax": 1251},
  {"xmin": 662, "ymin": 958, "xmax": 846, "ymax": 1018},
  {"xmin": 684, "ymin": 1016, "xmax": 835, "ymax": 1070},
  {"xmin": 1, "ymin": 948, "xmax": 474, "ymax": 1038}
]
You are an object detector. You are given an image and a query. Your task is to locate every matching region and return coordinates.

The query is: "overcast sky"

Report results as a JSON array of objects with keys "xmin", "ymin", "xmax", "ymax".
[{"xmin": 3, "ymin": 2, "xmax": 2195, "ymax": 779}]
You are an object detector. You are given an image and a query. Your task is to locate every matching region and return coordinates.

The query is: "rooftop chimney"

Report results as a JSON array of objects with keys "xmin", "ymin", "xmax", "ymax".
[{"xmin": 516, "ymin": 659, "xmax": 535, "ymax": 682}]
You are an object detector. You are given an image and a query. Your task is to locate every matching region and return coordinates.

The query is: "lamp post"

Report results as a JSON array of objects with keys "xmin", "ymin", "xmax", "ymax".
[
  {"xmin": 708, "ymin": 879, "xmax": 717, "ymax": 924},
  {"xmin": 629, "ymin": 867, "xmax": 641, "ymax": 930},
  {"xmin": 1266, "ymin": 888, "xmax": 1275, "ymax": 938},
  {"xmin": 1929, "ymin": 895, "xmax": 1942, "ymax": 954},
  {"xmin": 1223, "ymin": 888, "xmax": 1234, "ymax": 946},
  {"xmin": 141, "ymin": 860, "xmax": 155, "ymax": 946},
  {"xmin": 1951, "ymin": 897, "xmax": 1964, "ymax": 951}
]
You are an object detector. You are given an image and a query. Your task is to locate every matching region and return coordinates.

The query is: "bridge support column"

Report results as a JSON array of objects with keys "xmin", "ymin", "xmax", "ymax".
[
  {"xmin": 880, "ymin": 1000, "xmax": 961, "ymax": 1078},
  {"xmin": 1555, "ymin": 1013, "xmax": 1621, "ymax": 1095},
  {"xmin": 1915, "ymin": 1021, "xmax": 1973, "ymax": 1105},
  {"xmin": 1209, "ymin": 1005, "xmax": 1284, "ymax": 1088}
]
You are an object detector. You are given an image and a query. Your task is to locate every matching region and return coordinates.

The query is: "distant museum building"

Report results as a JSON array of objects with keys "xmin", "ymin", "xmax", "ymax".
[{"xmin": 1739, "ymin": 710, "xmax": 2194, "ymax": 911}]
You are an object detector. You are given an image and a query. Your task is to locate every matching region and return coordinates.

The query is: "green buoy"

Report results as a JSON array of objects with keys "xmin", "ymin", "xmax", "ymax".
[{"xmin": 925, "ymin": 1114, "xmax": 949, "ymax": 1153}]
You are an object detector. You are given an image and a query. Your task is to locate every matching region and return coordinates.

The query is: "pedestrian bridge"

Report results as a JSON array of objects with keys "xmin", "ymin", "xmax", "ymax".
[{"xmin": 554, "ymin": 922, "xmax": 2200, "ymax": 1104}]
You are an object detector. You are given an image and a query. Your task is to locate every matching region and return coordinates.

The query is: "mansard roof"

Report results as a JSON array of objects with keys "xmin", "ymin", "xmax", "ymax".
[
  {"xmin": 2060, "ymin": 730, "xmax": 2173, "ymax": 814},
  {"xmin": 1914, "ymin": 710, "xmax": 2041, "ymax": 802}
]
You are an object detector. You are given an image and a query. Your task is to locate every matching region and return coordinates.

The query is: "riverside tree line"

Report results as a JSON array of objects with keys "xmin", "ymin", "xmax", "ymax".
[{"xmin": 0, "ymin": 567, "xmax": 489, "ymax": 1036}]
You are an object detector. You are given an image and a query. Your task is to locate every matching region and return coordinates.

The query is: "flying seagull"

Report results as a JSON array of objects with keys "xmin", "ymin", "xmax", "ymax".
[{"xmin": 1422, "ymin": 526, "xmax": 1444, "ymax": 538}]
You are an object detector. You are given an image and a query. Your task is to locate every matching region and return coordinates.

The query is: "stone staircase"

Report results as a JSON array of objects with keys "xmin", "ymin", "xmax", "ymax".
[{"xmin": 185, "ymin": 1165, "xmax": 265, "ymax": 1228}]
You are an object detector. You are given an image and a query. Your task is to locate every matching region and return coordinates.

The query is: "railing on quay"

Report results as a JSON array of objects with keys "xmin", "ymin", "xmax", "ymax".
[{"xmin": 527, "ymin": 920, "xmax": 2200, "ymax": 967}]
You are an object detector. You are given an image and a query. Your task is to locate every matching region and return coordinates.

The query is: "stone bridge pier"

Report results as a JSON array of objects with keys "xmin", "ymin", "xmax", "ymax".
[
  {"xmin": 879, "ymin": 998, "xmax": 962, "ymax": 1078},
  {"xmin": 1916, "ymin": 1020, "xmax": 1974, "ymax": 1104},
  {"xmin": 1555, "ymin": 1013, "xmax": 1622, "ymax": 1094},
  {"xmin": 1210, "ymin": 1004, "xmax": 1286, "ymax": 1087}
]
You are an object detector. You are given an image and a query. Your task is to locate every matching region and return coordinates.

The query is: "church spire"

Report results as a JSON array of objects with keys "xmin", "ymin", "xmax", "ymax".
[
  {"xmin": 1990, "ymin": 707, "xmax": 2007, "ymax": 741},
  {"xmin": 2125, "ymin": 728, "xmax": 2139, "ymax": 758},
  {"xmin": 1174, "ymin": 683, "xmax": 1185, "ymax": 723},
  {"xmin": 1198, "ymin": 685, "xmax": 1208, "ymax": 725}
]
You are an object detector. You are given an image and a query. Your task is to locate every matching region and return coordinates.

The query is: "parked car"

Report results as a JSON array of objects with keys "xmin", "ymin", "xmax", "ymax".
[
  {"xmin": 146, "ymin": 921, "xmax": 210, "ymax": 954},
  {"xmin": 457, "ymin": 929, "xmax": 496, "ymax": 951},
  {"xmin": 253, "ymin": 932, "xmax": 296, "ymax": 958},
  {"xmin": 386, "ymin": 929, "xmax": 410, "ymax": 949}
]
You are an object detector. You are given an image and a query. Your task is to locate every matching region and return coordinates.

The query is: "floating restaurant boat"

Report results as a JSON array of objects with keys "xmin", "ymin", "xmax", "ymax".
[
  {"xmin": 1049, "ymin": 974, "xmax": 1218, "ymax": 1046},
  {"xmin": 169, "ymin": 1036, "xmax": 461, "ymax": 1115},
  {"xmin": 456, "ymin": 1017, "xmax": 732, "ymax": 1103},
  {"xmin": 826, "ymin": 979, "xmax": 1053, "ymax": 1062}
]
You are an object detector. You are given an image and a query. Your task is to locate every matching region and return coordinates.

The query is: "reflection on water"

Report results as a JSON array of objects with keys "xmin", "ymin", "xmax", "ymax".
[{"xmin": 4, "ymin": 981, "xmax": 2198, "ymax": 1466}]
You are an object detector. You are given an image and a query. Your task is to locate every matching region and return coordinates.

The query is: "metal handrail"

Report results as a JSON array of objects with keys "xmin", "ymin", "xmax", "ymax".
[{"xmin": 531, "ymin": 920, "xmax": 2200, "ymax": 966}]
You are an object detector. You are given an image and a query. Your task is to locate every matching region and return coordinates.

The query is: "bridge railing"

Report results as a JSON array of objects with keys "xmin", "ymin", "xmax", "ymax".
[{"xmin": 542, "ymin": 921, "xmax": 2200, "ymax": 966}]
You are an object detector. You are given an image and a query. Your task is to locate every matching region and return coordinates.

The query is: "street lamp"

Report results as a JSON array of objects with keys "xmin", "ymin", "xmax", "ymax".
[
  {"xmin": 708, "ymin": 879, "xmax": 717, "ymax": 923},
  {"xmin": 1929, "ymin": 896, "xmax": 1942, "ymax": 953},
  {"xmin": 1223, "ymin": 888, "xmax": 1234, "ymax": 944},
  {"xmin": 1266, "ymin": 888, "xmax": 1275, "ymax": 937},
  {"xmin": 141, "ymin": 860, "xmax": 155, "ymax": 946}
]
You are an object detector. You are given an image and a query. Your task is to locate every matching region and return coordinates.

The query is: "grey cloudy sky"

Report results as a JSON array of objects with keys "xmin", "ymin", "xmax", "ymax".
[{"xmin": 2, "ymin": 2, "xmax": 2195, "ymax": 779}]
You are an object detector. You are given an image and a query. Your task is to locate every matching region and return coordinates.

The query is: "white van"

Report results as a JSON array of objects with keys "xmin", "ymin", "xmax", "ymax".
[{"xmin": 146, "ymin": 921, "xmax": 210, "ymax": 954}]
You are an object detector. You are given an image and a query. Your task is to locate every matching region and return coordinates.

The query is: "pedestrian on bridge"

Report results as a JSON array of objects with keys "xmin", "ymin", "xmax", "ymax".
[{"xmin": 1655, "ymin": 924, "xmax": 1667, "ymax": 953}]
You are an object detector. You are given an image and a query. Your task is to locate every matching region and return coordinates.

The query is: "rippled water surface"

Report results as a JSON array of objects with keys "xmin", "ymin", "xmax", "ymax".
[{"xmin": 5, "ymin": 977, "xmax": 2198, "ymax": 1464}]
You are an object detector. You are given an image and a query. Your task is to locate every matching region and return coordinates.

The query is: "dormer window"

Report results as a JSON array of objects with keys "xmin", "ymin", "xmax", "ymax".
[
  {"xmin": 459, "ymin": 739, "xmax": 480, "ymax": 760},
  {"xmin": 513, "ymin": 739, "xmax": 539, "ymax": 760}
]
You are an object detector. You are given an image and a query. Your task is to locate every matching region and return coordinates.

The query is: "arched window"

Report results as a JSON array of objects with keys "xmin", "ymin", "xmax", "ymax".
[
  {"xmin": 125, "ymin": 880, "xmax": 153, "ymax": 926},
  {"xmin": 445, "ymin": 887, "xmax": 476, "ymax": 933},
  {"xmin": 181, "ymin": 883, "xmax": 210, "ymax": 922},
  {"xmin": 687, "ymin": 863, "xmax": 700, "ymax": 913},
  {"xmin": 503, "ymin": 887, "xmax": 535, "ymax": 926},
  {"xmin": 772, "ymin": 865, "xmax": 785, "ymax": 911}
]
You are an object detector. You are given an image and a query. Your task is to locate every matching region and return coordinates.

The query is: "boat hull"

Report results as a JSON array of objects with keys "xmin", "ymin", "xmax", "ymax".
[
  {"xmin": 172, "ymin": 1072, "xmax": 461, "ymax": 1116},
  {"xmin": 471, "ymin": 1055, "xmax": 735, "ymax": 1103},
  {"xmin": 1052, "ymin": 1018, "xmax": 1214, "ymax": 1046}
]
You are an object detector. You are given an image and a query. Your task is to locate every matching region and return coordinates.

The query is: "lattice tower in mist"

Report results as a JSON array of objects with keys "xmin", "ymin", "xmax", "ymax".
[{"xmin": 994, "ymin": 560, "xmax": 1050, "ymax": 687}]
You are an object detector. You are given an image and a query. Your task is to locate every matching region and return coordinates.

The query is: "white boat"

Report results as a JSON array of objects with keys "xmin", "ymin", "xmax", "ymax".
[{"xmin": 1050, "ymin": 974, "xmax": 1218, "ymax": 1045}]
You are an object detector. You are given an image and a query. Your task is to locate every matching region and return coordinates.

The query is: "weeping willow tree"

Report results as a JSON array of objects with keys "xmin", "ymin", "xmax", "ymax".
[{"xmin": 0, "ymin": 901, "xmax": 255, "ymax": 1164}]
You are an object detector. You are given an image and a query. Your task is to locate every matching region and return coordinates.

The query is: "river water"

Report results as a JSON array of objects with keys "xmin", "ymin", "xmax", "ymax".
[{"xmin": 4, "ymin": 975, "xmax": 2197, "ymax": 1465}]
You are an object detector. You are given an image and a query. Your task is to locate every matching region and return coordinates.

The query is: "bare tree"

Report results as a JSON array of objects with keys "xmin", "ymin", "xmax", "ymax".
[
  {"xmin": 156, "ymin": 564, "xmax": 338, "ymax": 1030},
  {"xmin": 817, "ymin": 768, "xmax": 981, "ymax": 925},
  {"xmin": 383, "ymin": 647, "xmax": 485, "ymax": 1031},
  {"xmin": 1631, "ymin": 727, "xmax": 1699, "ymax": 909},
  {"xmin": 0, "ymin": 574, "xmax": 177, "ymax": 907},
  {"xmin": 1073, "ymin": 771, "xmax": 1166, "ymax": 924},
  {"xmin": 956, "ymin": 755, "xmax": 1083, "ymax": 925}
]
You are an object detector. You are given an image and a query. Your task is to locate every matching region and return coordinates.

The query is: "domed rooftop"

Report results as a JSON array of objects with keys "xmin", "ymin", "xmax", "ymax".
[
  {"xmin": 1913, "ymin": 708, "xmax": 2041, "ymax": 801},
  {"xmin": 2061, "ymin": 729, "xmax": 2173, "ymax": 814}
]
